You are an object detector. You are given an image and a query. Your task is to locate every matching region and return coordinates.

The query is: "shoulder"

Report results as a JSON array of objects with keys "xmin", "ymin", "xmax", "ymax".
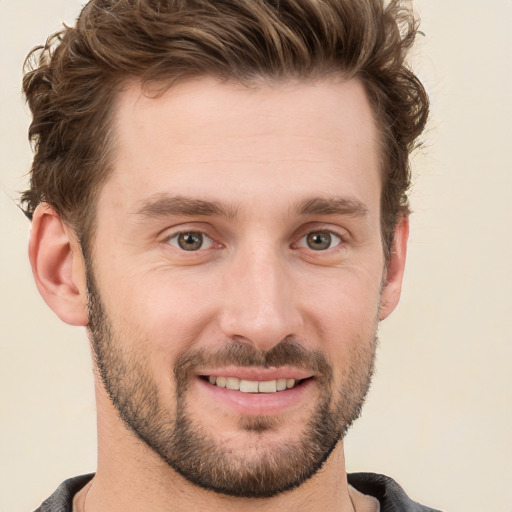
[
  {"xmin": 348, "ymin": 472, "xmax": 443, "ymax": 512},
  {"xmin": 33, "ymin": 474, "xmax": 94, "ymax": 512}
]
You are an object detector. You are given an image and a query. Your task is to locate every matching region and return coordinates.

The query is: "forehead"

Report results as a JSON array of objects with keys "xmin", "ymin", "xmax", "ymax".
[{"xmin": 104, "ymin": 76, "xmax": 380, "ymax": 216}]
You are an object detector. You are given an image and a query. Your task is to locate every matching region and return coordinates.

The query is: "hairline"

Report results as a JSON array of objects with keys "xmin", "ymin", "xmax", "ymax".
[{"xmin": 78, "ymin": 72, "xmax": 399, "ymax": 262}]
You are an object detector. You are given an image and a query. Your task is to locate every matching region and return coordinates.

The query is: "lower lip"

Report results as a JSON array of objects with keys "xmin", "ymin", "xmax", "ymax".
[{"xmin": 196, "ymin": 377, "xmax": 314, "ymax": 416}]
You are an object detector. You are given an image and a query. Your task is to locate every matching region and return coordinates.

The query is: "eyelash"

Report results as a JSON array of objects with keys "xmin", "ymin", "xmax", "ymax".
[
  {"xmin": 163, "ymin": 227, "xmax": 347, "ymax": 254},
  {"xmin": 294, "ymin": 230, "xmax": 343, "ymax": 251},
  {"xmin": 166, "ymin": 231, "xmax": 216, "ymax": 252}
]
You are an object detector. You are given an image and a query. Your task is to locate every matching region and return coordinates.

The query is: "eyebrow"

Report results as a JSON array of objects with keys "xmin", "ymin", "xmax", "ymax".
[
  {"xmin": 295, "ymin": 196, "xmax": 369, "ymax": 218},
  {"xmin": 133, "ymin": 194, "xmax": 239, "ymax": 219},
  {"xmin": 132, "ymin": 193, "xmax": 368, "ymax": 221}
]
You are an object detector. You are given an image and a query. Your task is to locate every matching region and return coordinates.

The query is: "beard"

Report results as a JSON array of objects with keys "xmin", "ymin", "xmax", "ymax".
[{"xmin": 85, "ymin": 264, "xmax": 377, "ymax": 498}]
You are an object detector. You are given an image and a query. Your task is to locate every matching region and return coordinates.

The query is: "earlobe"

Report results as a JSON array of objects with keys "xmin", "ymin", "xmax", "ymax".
[
  {"xmin": 379, "ymin": 216, "xmax": 409, "ymax": 321},
  {"xmin": 29, "ymin": 204, "xmax": 89, "ymax": 326}
]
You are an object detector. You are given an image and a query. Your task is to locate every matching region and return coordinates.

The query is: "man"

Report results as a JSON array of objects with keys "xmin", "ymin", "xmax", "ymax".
[{"xmin": 22, "ymin": 0, "xmax": 437, "ymax": 510}]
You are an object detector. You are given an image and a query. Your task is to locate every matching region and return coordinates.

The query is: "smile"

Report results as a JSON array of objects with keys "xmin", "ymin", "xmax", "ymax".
[
  {"xmin": 197, "ymin": 372, "xmax": 315, "ymax": 415},
  {"xmin": 205, "ymin": 376, "xmax": 307, "ymax": 393}
]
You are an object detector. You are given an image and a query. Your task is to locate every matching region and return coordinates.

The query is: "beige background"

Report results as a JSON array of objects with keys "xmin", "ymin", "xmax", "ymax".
[{"xmin": 1, "ymin": 1, "xmax": 511, "ymax": 511}]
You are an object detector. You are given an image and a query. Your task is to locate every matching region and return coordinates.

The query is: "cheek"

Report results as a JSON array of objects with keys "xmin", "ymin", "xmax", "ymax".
[
  {"xmin": 99, "ymin": 266, "xmax": 221, "ymax": 353},
  {"xmin": 301, "ymin": 267, "xmax": 382, "ymax": 325},
  {"xmin": 305, "ymin": 277, "xmax": 379, "ymax": 387},
  {"xmin": 298, "ymin": 267, "xmax": 381, "ymax": 368}
]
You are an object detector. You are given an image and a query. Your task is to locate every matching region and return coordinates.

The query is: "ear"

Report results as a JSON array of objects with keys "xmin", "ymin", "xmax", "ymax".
[
  {"xmin": 379, "ymin": 216, "xmax": 409, "ymax": 321},
  {"xmin": 28, "ymin": 204, "xmax": 89, "ymax": 326}
]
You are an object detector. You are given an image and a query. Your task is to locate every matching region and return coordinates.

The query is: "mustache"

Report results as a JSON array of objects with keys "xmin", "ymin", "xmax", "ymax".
[{"xmin": 174, "ymin": 338, "xmax": 333, "ymax": 384}]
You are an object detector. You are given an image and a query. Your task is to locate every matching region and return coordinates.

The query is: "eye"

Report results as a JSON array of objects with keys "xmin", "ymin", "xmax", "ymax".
[
  {"xmin": 167, "ymin": 231, "xmax": 213, "ymax": 251},
  {"xmin": 297, "ymin": 230, "xmax": 342, "ymax": 251}
]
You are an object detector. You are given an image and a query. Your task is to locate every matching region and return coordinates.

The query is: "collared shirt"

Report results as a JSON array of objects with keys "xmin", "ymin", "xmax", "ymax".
[{"xmin": 33, "ymin": 472, "xmax": 442, "ymax": 512}]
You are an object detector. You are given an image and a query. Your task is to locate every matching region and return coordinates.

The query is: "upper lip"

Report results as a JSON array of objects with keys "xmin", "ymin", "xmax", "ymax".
[{"xmin": 197, "ymin": 366, "xmax": 315, "ymax": 381}]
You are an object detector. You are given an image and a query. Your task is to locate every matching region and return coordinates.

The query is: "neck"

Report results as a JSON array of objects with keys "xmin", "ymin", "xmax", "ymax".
[{"xmin": 88, "ymin": 447, "xmax": 355, "ymax": 512}]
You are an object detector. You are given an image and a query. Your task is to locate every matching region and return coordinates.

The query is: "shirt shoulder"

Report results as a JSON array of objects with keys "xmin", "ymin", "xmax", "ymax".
[
  {"xmin": 34, "ymin": 472, "xmax": 440, "ymax": 511},
  {"xmin": 348, "ymin": 472, "xmax": 443, "ymax": 512},
  {"xmin": 33, "ymin": 474, "xmax": 94, "ymax": 512}
]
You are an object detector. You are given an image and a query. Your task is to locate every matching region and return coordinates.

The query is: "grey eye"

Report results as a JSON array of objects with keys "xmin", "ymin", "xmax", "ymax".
[
  {"xmin": 168, "ymin": 231, "xmax": 212, "ymax": 251},
  {"xmin": 298, "ymin": 231, "xmax": 342, "ymax": 251}
]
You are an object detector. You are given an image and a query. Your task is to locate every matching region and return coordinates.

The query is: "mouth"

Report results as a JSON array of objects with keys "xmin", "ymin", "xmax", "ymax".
[
  {"xmin": 201, "ymin": 375, "xmax": 310, "ymax": 393},
  {"xmin": 195, "ymin": 367, "xmax": 317, "ymax": 416}
]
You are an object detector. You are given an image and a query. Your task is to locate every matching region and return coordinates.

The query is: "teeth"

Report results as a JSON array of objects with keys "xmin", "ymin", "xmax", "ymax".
[
  {"xmin": 258, "ymin": 380, "xmax": 277, "ymax": 393},
  {"xmin": 276, "ymin": 378, "xmax": 287, "ymax": 391},
  {"xmin": 239, "ymin": 379, "xmax": 259, "ymax": 393},
  {"xmin": 207, "ymin": 376, "xmax": 298, "ymax": 393},
  {"xmin": 226, "ymin": 377, "xmax": 240, "ymax": 390}
]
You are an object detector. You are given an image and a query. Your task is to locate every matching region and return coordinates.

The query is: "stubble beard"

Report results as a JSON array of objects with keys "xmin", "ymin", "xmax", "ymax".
[{"xmin": 85, "ymin": 264, "xmax": 377, "ymax": 498}]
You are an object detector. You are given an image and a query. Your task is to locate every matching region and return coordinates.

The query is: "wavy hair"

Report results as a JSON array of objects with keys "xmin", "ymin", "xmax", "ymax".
[{"xmin": 21, "ymin": 0, "xmax": 429, "ymax": 257}]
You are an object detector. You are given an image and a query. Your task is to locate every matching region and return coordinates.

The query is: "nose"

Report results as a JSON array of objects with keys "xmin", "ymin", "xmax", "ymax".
[{"xmin": 218, "ymin": 245, "xmax": 303, "ymax": 352}]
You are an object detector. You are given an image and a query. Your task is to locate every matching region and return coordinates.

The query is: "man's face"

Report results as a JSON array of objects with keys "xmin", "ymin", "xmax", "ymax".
[{"xmin": 86, "ymin": 77, "xmax": 393, "ymax": 497}]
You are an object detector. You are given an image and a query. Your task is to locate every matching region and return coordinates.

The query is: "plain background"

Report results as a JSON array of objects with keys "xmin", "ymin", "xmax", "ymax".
[{"xmin": 1, "ymin": 1, "xmax": 511, "ymax": 511}]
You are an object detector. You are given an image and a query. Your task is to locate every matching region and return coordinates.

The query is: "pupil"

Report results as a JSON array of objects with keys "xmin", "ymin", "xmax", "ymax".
[
  {"xmin": 307, "ymin": 231, "xmax": 331, "ymax": 250},
  {"xmin": 178, "ymin": 232, "xmax": 202, "ymax": 251}
]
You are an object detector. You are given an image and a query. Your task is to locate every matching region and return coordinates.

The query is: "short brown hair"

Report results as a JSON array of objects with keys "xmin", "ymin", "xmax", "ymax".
[{"xmin": 21, "ymin": 0, "xmax": 429, "ymax": 256}]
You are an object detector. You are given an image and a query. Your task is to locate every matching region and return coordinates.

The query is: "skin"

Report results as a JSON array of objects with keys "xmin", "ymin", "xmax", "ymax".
[{"xmin": 29, "ymin": 76, "xmax": 408, "ymax": 511}]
